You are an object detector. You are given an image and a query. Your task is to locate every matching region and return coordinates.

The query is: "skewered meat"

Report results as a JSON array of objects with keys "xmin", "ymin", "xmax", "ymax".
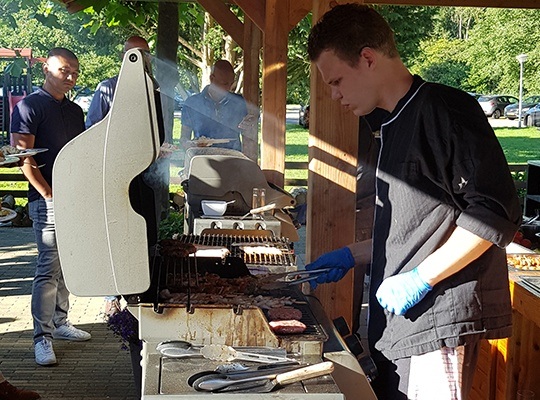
[{"xmin": 269, "ymin": 319, "xmax": 307, "ymax": 334}]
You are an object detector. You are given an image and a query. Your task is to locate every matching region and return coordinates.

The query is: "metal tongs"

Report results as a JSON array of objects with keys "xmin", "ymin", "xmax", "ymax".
[
  {"xmin": 240, "ymin": 203, "xmax": 277, "ymax": 220},
  {"xmin": 258, "ymin": 268, "xmax": 334, "ymax": 290}
]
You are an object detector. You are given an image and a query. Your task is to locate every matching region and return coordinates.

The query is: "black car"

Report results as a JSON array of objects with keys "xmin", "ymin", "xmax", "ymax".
[
  {"xmin": 524, "ymin": 103, "xmax": 540, "ymax": 127},
  {"xmin": 504, "ymin": 95, "xmax": 540, "ymax": 120}
]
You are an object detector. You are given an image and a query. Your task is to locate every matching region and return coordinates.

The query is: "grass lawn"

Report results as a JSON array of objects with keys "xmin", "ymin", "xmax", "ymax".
[
  {"xmin": 494, "ymin": 126, "xmax": 540, "ymax": 164},
  {"xmin": 2, "ymin": 123, "xmax": 539, "ymax": 205}
]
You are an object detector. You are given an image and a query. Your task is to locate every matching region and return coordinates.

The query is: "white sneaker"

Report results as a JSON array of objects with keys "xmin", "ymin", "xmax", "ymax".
[
  {"xmin": 35, "ymin": 338, "xmax": 57, "ymax": 366},
  {"xmin": 52, "ymin": 322, "xmax": 91, "ymax": 341}
]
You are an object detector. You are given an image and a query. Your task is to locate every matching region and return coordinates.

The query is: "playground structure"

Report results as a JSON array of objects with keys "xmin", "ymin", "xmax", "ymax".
[{"xmin": 0, "ymin": 48, "xmax": 36, "ymax": 146}]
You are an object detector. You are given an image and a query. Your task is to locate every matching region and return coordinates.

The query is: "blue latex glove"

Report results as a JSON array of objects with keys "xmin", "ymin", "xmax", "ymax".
[
  {"xmin": 305, "ymin": 247, "xmax": 355, "ymax": 289},
  {"xmin": 375, "ymin": 268, "xmax": 432, "ymax": 316}
]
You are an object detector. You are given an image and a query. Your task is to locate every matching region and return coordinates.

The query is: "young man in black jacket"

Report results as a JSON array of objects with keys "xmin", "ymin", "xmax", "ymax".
[{"xmin": 305, "ymin": 4, "xmax": 521, "ymax": 399}]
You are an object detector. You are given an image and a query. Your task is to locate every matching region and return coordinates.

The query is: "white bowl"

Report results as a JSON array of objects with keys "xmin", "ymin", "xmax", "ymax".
[{"xmin": 201, "ymin": 200, "xmax": 228, "ymax": 216}]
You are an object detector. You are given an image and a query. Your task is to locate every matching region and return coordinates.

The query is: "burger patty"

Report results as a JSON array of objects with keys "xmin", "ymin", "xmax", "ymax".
[
  {"xmin": 267, "ymin": 306, "xmax": 303, "ymax": 321},
  {"xmin": 159, "ymin": 239, "xmax": 197, "ymax": 258},
  {"xmin": 269, "ymin": 319, "xmax": 307, "ymax": 334}
]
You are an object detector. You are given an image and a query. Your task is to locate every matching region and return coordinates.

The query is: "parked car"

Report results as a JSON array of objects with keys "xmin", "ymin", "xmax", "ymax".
[
  {"xmin": 477, "ymin": 95, "xmax": 518, "ymax": 119},
  {"xmin": 468, "ymin": 92, "xmax": 483, "ymax": 100},
  {"xmin": 524, "ymin": 103, "xmax": 540, "ymax": 127},
  {"xmin": 299, "ymin": 104, "xmax": 310, "ymax": 128},
  {"xmin": 504, "ymin": 95, "xmax": 540, "ymax": 120}
]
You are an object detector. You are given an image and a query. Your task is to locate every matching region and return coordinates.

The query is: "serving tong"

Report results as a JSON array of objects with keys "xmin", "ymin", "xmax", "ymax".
[
  {"xmin": 257, "ymin": 268, "xmax": 334, "ymax": 290},
  {"xmin": 157, "ymin": 341, "xmax": 292, "ymax": 364}
]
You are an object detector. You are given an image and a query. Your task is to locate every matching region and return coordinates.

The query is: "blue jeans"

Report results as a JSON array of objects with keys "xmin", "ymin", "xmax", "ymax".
[{"xmin": 28, "ymin": 197, "xmax": 69, "ymax": 343}]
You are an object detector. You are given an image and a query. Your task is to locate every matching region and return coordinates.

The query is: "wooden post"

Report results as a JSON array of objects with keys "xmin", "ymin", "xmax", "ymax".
[
  {"xmin": 260, "ymin": 0, "xmax": 289, "ymax": 186},
  {"xmin": 307, "ymin": 0, "xmax": 359, "ymax": 328},
  {"xmin": 242, "ymin": 18, "xmax": 262, "ymax": 162}
]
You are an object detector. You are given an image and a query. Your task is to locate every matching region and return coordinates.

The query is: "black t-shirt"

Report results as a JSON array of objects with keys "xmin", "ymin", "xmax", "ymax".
[{"xmin": 10, "ymin": 88, "xmax": 85, "ymax": 202}]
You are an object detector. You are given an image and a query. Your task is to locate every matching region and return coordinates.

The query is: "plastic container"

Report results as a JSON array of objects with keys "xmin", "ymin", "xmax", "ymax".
[
  {"xmin": 201, "ymin": 200, "xmax": 228, "ymax": 217},
  {"xmin": 200, "ymin": 200, "xmax": 237, "ymax": 217}
]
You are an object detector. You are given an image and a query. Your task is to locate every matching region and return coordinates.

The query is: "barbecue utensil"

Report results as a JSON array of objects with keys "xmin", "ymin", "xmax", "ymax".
[
  {"xmin": 194, "ymin": 361, "xmax": 334, "ymax": 392},
  {"xmin": 156, "ymin": 340, "xmax": 202, "ymax": 358},
  {"xmin": 239, "ymin": 361, "xmax": 335, "ymax": 393},
  {"xmin": 200, "ymin": 344, "xmax": 296, "ymax": 363},
  {"xmin": 188, "ymin": 362, "xmax": 301, "ymax": 387},
  {"xmin": 240, "ymin": 203, "xmax": 277, "ymax": 219},
  {"xmin": 258, "ymin": 268, "xmax": 335, "ymax": 290}
]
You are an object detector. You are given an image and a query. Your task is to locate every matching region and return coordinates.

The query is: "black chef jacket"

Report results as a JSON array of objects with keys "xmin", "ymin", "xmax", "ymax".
[{"xmin": 368, "ymin": 75, "xmax": 522, "ymax": 361}]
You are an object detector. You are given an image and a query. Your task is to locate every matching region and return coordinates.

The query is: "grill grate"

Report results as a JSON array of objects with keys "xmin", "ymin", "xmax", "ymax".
[{"xmin": 175, "ymin": 233, "xmax": 296, "ymax": 268}]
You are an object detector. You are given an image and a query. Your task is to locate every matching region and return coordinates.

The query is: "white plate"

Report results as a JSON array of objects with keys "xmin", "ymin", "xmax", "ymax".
[
  {"xmin": 0, "ymin": 156, "xmax": 19, "ymax": 166},
  {"xmin": 15, "ymin": 148, "xmax": 49, "ymax": 157},
  {"xmin": 187, "ymin": 138, "xmax": 232, "ymax": 147},
  {"xmin": 0, "ymin": 208, "xmax": 17, "ymax": 223}
]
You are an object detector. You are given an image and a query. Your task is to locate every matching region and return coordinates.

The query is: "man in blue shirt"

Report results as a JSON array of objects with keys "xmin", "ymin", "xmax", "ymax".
[
  {"xmin": 180, "ymin": 60, "xmax": 252, "ymax": 152},
  {"xmin": 85, "ymin": 36, "xmax": 150, "ymax": 128},
  {"xmin": 11, "ymin": 48, "xmax": 91, "ymax": 367}
]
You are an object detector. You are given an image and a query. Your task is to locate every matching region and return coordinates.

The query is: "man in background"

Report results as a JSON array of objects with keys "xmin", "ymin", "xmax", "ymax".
[
  {"xmin": 85, "ymin": 35, "xmax": 150, "ymax": 128},
  {"xmin": 180, "ymin": 60, "xmax": 255, "ymax": 152},
  {"xmin": 11, "ymin": 48, "xmax": 91, "ymax": 367}
]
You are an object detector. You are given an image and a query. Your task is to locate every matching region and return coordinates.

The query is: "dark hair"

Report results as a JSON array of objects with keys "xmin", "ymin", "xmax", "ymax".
[
  {"xmin": 308, "ymin": 4, "xmax": 399, "ymax": 65},
  {"xmin": 47, "ymin": 47, "xmax": 78, "ymax": 61}
]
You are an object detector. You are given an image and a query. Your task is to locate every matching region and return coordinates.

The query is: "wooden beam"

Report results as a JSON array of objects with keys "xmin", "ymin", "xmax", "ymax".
[
  {"xmin": 261, "ymin": 0, "xmax": 289, "ymax": 186},
  {"xmin": 306, "ymin": 0, "xmax": 359, "ymax": 329},
  {"xmin": 59, "ymin": 0, "xmax": 540, "ymax": 14},
  {"xmin": 234, "ymin": 0, "xmax": 266, "ymax": 33},
  {"xmin": 288, "ymin": 0, "xmax": 311, "ymax": 30},
  {"xmin": 198, "ymin": 0, "xmax": 245, "ymax": 48},
  {"xmin": 367, "ymin": 0, "xmax": 540, "ymax": 7},
  {"xmin": 242, "ymin": 18, "xmax": 263, "ymax": 162}
]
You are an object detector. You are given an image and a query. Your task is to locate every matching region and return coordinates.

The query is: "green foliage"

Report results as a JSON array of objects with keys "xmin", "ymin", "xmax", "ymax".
[
  {"xmin": 0, "ymin": 0, "xmax": 121, "ymax": 90},
  {"xmin": 410, "ymin": 38, "xmax": 472, "ymax": 90},
  {"xmin": 158, "ymin": 210, "xmax": 184, "ymax": 240},
  {"xmin": 287, "ymin": 15, "xmax": 312, "ymax": 105},
  {"xmin": 375, "ymin": 5, "xmax": 438, "ymax": 65},
  {"xmin": 460, "ymin": 8, "xmax": 540, "ymax": 96}
]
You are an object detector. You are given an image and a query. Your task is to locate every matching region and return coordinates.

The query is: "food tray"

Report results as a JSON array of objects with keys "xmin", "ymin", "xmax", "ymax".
[
  {"xmin": 0, "ymin": 208, "xmax": 17, "ymax": 223},
  {"xmin": 507, "ymin": 253, "xmax": 540, "ymax": 272}
]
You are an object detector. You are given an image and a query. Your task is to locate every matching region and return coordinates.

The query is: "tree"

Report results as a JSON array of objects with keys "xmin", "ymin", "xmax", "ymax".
[
  {"xmin": 0, "ymin": 0, "xmax": 120, "ymax": 91},
  {"xmin": 464, "ymin": 8, "xmax": 540, "ymax": 96},
  {"xmin": 410, "ymin": 38, "xmax": 472, "ymax": 90}
]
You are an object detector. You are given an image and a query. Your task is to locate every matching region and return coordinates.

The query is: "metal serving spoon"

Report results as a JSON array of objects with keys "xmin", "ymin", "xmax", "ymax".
[{"xmin": 156, "ymin": 340, "xmax": 202, "ymax": 358}]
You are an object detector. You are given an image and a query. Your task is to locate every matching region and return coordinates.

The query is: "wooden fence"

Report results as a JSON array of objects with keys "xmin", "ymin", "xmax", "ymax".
[{"xmin": 0, "ymin": 162, "xmax": 529, "ymax": 201}]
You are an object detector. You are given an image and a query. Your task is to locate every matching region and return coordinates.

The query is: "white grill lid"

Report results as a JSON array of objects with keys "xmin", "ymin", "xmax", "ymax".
[{"xmin": 52, "ymin": 49, "xmax": 160, "ymax": 296}]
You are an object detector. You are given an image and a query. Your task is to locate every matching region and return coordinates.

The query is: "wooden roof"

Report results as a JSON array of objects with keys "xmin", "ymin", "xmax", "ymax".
[
  {"xmin": 0, "ymin": 48, "xmax": 32, "ymax": 58},
  {"xmin": 57, "ymin": 0, "xmax": 537, "ymax": 328}
]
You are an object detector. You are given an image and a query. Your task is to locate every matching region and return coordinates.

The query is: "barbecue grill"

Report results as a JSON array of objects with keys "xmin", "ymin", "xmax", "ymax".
[
  {"xmin": 181, "ymin": 146, "xmax": 299, "ymax": 241},
  {"xmin": 52, "ymin": 49, "xmax": 377, "ymax": 399}
]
